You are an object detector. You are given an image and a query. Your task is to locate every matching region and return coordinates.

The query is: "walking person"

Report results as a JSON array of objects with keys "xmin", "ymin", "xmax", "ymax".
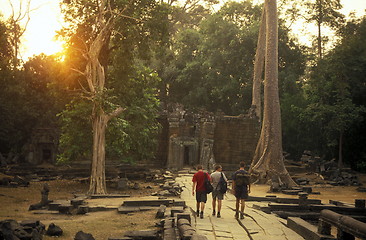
[
  {"xmin": 210, "ymin": 164, "xmax": 228, "ymax": 218},
  {"xmin": 192, "ymin": 165, "xmax": 211, "ymax": 219},
  {"xmin": 232, "ymin": 161, "xmax": 251, "ymax": 219}
]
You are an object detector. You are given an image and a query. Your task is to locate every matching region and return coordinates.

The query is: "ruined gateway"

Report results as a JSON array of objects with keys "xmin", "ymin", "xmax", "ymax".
[{"xmin": 156, "ymin": 105, "xmax": 260, "ymax": 171}]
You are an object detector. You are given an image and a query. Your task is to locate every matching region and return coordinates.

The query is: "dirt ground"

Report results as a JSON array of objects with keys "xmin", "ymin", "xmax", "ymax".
[
  {"xmin": 1, "ymin": 172, "xmax": 366, "ymax": 239},
  {"xmin": 0, "ymin": 175, "xmax": 162, "ymax": 239}
]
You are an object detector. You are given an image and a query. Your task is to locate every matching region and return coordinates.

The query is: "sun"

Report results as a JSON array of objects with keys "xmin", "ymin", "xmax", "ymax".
[
  {"xmin": 22, "ymin": 0, "xmax": 65, "ymax": 59},
  {"xmin": 0, "ymin": 0, "xmax": 65, "ymax": 60}
]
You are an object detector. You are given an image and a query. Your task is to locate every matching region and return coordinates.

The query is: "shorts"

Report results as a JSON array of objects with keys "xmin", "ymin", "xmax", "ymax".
[
  {"xmin": 212, "ymin": 190, "xmax": 224, "ymax": 200},
  {"xmin": 235, "ymin": 188, "xmax": 248, "ymax": 200},
  {"xmin": 196, "ymin": 191, "xmax": 207, "ymax": 203}
]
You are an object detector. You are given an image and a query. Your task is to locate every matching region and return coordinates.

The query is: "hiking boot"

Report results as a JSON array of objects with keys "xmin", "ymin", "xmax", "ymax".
[
  {"xmin": 217, "ymin": 212, "xmax": 221, "ymax": 218},
  {"xmin": 235, "ymin": 212, "xmax": 239, "ymax": 219},
  {"xmin": 200, "ymin": 211, "xmax": 204, "ymax": 219},
  {"xmin": 212, "ymin": 210, "xmax": 216, "ymax": 216},
  {"xmin": 240, "ymin": 213, "xmax": 244, "ymax": 220}
]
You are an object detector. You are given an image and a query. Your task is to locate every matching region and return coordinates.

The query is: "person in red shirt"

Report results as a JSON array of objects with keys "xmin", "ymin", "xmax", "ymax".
[{"xmin": 192, "ymin": 165, "xmax": 211, "ymax": 219}]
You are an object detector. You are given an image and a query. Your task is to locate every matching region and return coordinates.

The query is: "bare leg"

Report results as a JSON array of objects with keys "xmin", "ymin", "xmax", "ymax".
[
  {"xmin": 201, "ymin": 202, "xmax": 205, "ymax": 212},
  {"xmin": 240, "ymin": 199, "xmax": 245, "ymax": 213},
  {"xmin": 196, "ymin": 202, "xmax": 200, "ymax": 212},
  {"xmin": 212, "ymin": 197, "xmax": 216, "ymax": 213},
  {"xmin": 218, "ymin": 199, "xmax": 222, "ymax": 212},
  {"xmin": 235, "ymin": 198, "xmax": 240, "ymax": 217}
]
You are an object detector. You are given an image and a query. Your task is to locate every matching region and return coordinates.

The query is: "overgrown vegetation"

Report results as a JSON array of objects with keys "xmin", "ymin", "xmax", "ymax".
[{"xmin": 0, "ymin": 1, "xmax": 365, "ymax": 172}]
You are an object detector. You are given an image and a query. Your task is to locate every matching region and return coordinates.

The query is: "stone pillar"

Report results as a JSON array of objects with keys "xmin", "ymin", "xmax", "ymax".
[
  {"xmin": 41, "ymin": 183, "xmax": 50, "ymax": 205},
  {"xmin": 298, "ymin": 192, "xmax": 308, "ymax": 206}
]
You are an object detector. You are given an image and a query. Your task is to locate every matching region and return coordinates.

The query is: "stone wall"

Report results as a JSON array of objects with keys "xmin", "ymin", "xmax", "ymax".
[
  {"xmin": 213, "ymin": 116, "xmax": 260, "ymax": 169},
  {"xmin": 158, "ymin": 105, "xmax": 260, "ymax": 170}
]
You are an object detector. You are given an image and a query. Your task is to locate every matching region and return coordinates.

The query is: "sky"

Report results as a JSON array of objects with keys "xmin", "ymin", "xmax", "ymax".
[{"xmin": 0, "ymin": 0, "xmax": 365, "ymax": 60}]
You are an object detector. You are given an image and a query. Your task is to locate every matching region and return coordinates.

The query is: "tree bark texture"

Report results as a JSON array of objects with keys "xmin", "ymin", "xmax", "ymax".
[
  {"xmin": 250, "ymin": 0, "xmax": 296, "ymax": 188},
  {"xmin": 89, "ymin": 107, "xmax": 108, "ymax": 194},
  {"xmin": 251, "ymin": 6, "xmax": 266, "ymax": 122},
  {"xmin": 83, "ymin": 0, "xmax": 124, "ymax": 194},
  {"xmin": 317, "ymin": 0, "xmax": 323, "ymax": 59}
]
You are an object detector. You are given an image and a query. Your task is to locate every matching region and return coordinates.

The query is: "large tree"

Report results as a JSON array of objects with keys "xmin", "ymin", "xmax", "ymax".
[
  {"xmin": 61, "ymin": 0, "xmax": 124, "ymax": 194},
  {"xmin": 251, "ymin": 6, "xmax": 266, "ymax": 121},
  {"xmin": 59, "ymin": 0, "xmax": 162, "ymax": 194},
  {"xmin": 249, "ymin": 0, "xmax": 296, "ymax": 187}
]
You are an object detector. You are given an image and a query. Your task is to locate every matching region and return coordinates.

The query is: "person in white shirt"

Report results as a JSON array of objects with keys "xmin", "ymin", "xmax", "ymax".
[{"xmin": 210, "ymin": 164, "xmax": 228, "ymax": 218}]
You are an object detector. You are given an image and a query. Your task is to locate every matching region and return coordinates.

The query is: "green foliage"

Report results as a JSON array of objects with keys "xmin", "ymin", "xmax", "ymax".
[
  {"xmin": 58, "ymin": 65, "xmax": 161, "ymax": 163},
  {"xmin": 57, "ymin": 100, "xmax": 92, "ymax": 163},
  {"xmin": 166, "ymin": 1, "xmax": 305, "ymax": 115},
  {"xmin": 55, "ymin": 0, "xmax": 163, "ymax": 164},
  {"xmin": 298, "ymin": 16, "xmax": 366, "ymax": 165}
]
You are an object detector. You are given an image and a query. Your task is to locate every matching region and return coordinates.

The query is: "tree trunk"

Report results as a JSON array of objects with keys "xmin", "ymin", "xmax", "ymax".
[
  {"xmin": 338, "ymin": 130, "xmax": 343, "ymax": 169},
  {"xmin": 82, "ymin": 1, "xmax": 125, "ymax": 194},
  {"xmin": 88, "ymin": 105, "xmax": 108, "ymax": 194},
  {"xmin": 317, "ymin": 0, "xmax": 323, "ymax": 59},
  {"xmin": 250, "ymin": 0, "xmax": 296, "ymax": 188},
  {"xmin": 317, "ymin": 21, "xmax": 322, "ymax": 59},
  {"xmin": 251, "ymin": 6, "xmax": 266, "ymax": 122}
]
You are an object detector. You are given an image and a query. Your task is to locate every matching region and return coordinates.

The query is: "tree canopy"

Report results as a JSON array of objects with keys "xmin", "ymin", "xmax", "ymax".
[{"xmin": 0, "ymin": 0, "xmax": 365, "ymax": 174}]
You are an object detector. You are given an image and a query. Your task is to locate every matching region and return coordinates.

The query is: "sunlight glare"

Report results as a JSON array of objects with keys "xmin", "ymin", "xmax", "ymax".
[{"xmin": 0, "ymin": 0, "xmax": 64, "ymax": 60}]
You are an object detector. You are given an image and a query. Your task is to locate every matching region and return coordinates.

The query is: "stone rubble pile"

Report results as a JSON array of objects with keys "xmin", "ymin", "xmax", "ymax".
[
  {"xmin": 0, "ymin": 220, "xmax": 63, "ymax": 239},
  {"xmin": 0, "ymin": 175, "xmax": 29, "ymax": 187},
  {"xmin": 151, "ymin": 171, "xmax": 183, "ymax": 197},
  {"xmin": 295, "ymin": 150, "xmax": 362, "ymax": 187}
]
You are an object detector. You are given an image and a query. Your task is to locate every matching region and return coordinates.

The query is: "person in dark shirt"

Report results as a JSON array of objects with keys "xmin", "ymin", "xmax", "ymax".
[
  {"xmin": 192, "ymin": 165, "xmax": 211, "ymax": 219},
  {"xmin": 232, "ymin": 161, "xmax": 251, "ymax": 219}
]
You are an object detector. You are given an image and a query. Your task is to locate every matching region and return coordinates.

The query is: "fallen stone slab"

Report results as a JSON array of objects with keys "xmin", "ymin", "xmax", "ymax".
[
  {"xmin": 58, "ymin": 204, "xmax": 73, "ymax": 214},
  {"xmin": 118, "ymin": 206, "xmax": 141, "ymax": 214},
  {"xmin": 287, "ymin": 217, "xmax": 335, "ymax": 240},
  {"xmin": 124, "ymin": 230, "xmax": 160, "ymax": 240},
  {"xmin": 89, "ymin": 194, "xmax": 130, "ymax": 199},
  {"xmin": 170, "ymin": 206, "xmax": 184, "ymax": 217},
  {"xmin": 273, "ymin": 211, "xmax": 320, "ymax": 220},
  {"xmin": 71, "ymin": 196, "xmax": 87, "ymax": 208},
  {"xmin": 88, "ymin": 205, "xmax": 117, "ymax": 212},
  {"xmin": 77, "ymin": 205, "xmax": 89, "ymax": 214},
  {"xmin": 122, "ymin": 199, "xmax": 172, "ymax": 207},
  {"xmin": 247, "ymin": 196, "xmax": 321, "ymax": 205},
  {"xmin": 48, "ymin": 200, "xmax": 70, "ymax": 211},
  {"xmin": 282, "ymin": 189, "xmax": 303, "ymax": 195},
  {"xmin": 118, "ymin": 206, "xmax": 159, "ymax": 214},
  {"xmin": 172, "ymin": 200, "xmax": 186, "ymax": 207},
  {"xmin": 33, "ymin": 210, "xmax": 60, "ymax": 215},
  {"xmin": 269, "ymin": 203, "xmax": 366, "ymax": 215}
]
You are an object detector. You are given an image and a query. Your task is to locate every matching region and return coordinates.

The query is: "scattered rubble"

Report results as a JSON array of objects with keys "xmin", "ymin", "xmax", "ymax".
[
  {"xmin": 0, "ymin": 219, "xmax": 46, "ymax": 240},
  {"xmin": 75, "ymin": 230, "xmax": 95, "ymax": 240}
]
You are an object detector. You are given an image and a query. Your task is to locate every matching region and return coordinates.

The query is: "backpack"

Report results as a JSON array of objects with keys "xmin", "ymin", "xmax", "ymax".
[
  {"xmin": 235, "ymin": 171, "xmax": 250, "ymax": 187},
  {"xmin": 217, "ymin": 172, "xmax": 228, "ymax": 194},
  {"xmin": 204, "ymin": 173, "xmax": 213, "ymax": 194}
]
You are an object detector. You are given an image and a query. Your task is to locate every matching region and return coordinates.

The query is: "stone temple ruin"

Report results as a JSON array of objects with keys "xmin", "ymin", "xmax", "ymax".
[
  {"xmin": 23, "ymin": 128, "xmax": 59, "ymax": 165},
  {"xmin": 156, "ymin": 104, "xmax": 260, "ymax": 171}
]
